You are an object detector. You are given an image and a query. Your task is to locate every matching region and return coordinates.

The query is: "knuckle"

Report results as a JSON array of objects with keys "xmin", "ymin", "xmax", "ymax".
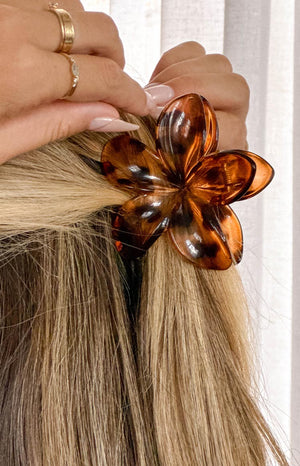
[
  {"xmin": 97, "ymin": 12, "xmax": 120, "ymax": 38},
  {"xmin": 233, "ymin": 73, "xmax": 250, "ymax": 102},
  {"xmin": 109, "ymin": 37, "xmax": 125, "ymax": 68},
  {"xmin": 159, "ymin": 41, "xmax": 205, "ymax": 69},
  {"xmin": 213, "ymin": 54, "xmax": 233, "ymax": 72},
  {"xmin": 101, "ymin": 58, "xmax": 123, "ymax": 91},
  {"xmin": 180, "ymin": 40, "xmax": 206, "ymax": 55},
  {"xmin": 115, "ymin": 50, "xmax": 125, "ymax": 70},
  {"xmin": 83, "ymin": 12, "xmax": 125, "ymax": 67}
]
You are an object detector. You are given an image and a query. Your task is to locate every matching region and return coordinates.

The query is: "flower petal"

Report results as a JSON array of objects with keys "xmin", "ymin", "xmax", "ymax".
[
  {"xmin": 202, "ymin": 96, "xmax": 219, "ymax": 154},
  {"xmin": 168, "ymin": 196, "xmax": 232, "ymax": 269},
  {"xmin": 155, "ymin": 93, "xmax": 206, "ymax": 180},
  {"xmin": 101, "ymin": 134, "xmax": 169, "ymax": 194},
  {"xmin": 112, "ymin": 193, "xmax": 174, "ymax": 259},
  {"xmin": 209, "ymin": 205, "xmax": 243, "ymax": 264},
  {"xmin": 236, "ymin": 151, "xmax": 275, "ymax": 200},
  {"xmin": 189, "ymin": 151, "xmax": 256, "ymax": 205}
]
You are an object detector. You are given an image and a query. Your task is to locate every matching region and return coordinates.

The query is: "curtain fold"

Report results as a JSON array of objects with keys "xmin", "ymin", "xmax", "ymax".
[{"xmin": 83, "ymin": 0, "xmax": 297, "ymax": 461}]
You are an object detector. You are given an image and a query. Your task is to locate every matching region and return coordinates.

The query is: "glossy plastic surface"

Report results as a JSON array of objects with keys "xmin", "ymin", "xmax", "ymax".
[{"xmin": 101, "ymin": 93, "xmax": 274, "ymax": 269}]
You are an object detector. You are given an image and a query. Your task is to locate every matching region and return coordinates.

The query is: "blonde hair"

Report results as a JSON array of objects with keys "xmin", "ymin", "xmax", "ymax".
[{"xmin": 0, "ymin": 113, "xmax": 288, "ymax": 465}]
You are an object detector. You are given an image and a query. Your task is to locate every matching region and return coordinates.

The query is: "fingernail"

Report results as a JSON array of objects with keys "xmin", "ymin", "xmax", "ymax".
[
  {"xmin": 144, "ymin": 84, "xmax": 174, "ymax": 105},
  {"xmin": 145, "ymin": 91, "xmax": 158, "ymax": 114},
  {"xmin": 88, "ymin": 118, "xmax": 139, "ymax": 132}
]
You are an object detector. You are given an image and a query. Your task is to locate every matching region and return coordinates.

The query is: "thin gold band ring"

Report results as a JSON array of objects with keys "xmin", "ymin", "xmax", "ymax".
[{"xmin": 48, "ymin": 3, "xmax": 75, "ymax": 54}]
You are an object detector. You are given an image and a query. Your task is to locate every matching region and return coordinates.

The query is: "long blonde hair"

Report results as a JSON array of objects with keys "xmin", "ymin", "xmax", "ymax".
[{"xmin": 0, "ymin": 113, "xmax": 288, "ymax": 465}]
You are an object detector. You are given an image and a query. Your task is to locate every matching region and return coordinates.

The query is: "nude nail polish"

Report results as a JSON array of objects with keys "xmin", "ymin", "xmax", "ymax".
[
  {"xmin": 144, "ymin": 84, "xmax": 175, "ymax": 105},
  {"xmin": 88, "ymin": 118, "xmax": 139, "ymax": 132},
  {"xmin": 145, "ymin": 91, "xmax": 158, "ymax": 114}
]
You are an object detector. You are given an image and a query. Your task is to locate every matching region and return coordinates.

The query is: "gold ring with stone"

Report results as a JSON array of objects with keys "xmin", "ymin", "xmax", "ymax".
[
  {"xmin": 60, "ymin": 53, "xmax": 79, "ymax": 98},
  {"xmin": 48, "ymin": 3, "xmax": 75, "ymax": 54}
]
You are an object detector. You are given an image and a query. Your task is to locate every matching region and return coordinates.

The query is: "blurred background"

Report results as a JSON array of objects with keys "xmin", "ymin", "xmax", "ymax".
[{"xmin": 82, "ymin": 1, "xmax": 299, "ymax": 462}]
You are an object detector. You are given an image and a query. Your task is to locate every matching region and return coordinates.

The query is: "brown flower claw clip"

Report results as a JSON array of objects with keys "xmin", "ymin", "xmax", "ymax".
[{"xmin": 101, "ymin": 93, "xmax": 274, "ymax": 269}]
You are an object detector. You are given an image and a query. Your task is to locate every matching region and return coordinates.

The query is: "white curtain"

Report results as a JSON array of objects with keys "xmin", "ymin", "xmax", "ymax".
[{"xmin": 83, "ymin": 1, "xmax": 298, "ymax": 462}]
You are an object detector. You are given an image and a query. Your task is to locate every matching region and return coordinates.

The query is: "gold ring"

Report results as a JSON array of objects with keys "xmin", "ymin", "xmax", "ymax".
[
  {"xmin": 60, "ymin": 53, "xmax": 79, "ymax": 97},
  {"xmin": 48, "ymin": 3, "xmax": 75, "ymax": 53}
]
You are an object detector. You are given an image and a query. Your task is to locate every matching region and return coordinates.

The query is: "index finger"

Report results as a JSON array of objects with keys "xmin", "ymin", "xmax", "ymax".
[{"xmin": 3, "ymin": 47, "xmax": 151, "ymax": 118}]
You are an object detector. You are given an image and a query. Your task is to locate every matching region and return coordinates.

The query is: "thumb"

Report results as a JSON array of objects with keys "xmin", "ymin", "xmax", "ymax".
[{"xmin": 0, "ymin": 101, "xmax": 139, "ymax": 165}]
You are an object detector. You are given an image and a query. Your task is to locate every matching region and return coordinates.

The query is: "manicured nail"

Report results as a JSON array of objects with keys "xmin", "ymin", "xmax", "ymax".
[
  {"xmin": 88, "ymin": 118, "xmax": 139, "ymax": 132},
  {"xmin": 145, "ymin": 91, "xmax": 158, "ymax": 114},
  {"xmin": 144, "ymin": 84, "xmax": 174, "ymax": 105}
]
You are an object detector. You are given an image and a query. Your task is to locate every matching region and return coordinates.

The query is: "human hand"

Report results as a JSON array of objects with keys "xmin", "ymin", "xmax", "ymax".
[
  {"xmin": 0, "ymin": 0, "xmax": 158, "ymax": 164},
  {"xmin": 145, "ymin": 41, "xmax": 249, "ymax": 151}
]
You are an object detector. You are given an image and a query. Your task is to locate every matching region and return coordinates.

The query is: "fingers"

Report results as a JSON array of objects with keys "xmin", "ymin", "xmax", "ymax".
[
  {"xmin": 1, "ymin": 46, "xmax": 150, "ymax": 120},
  {"xmin": 1, "ymin": 5, "xmax": 125, "ymax": 68},
  {"xmin": 37, "ymin": 10, "xmax": 125, "ymax": 68},
  {"xmin": 56, "ymin": 53, "xmax": 149, "ymax": 115},
  {"xmin": 152, "ymin": 73, "xmax": 250, "ymax": 120},
  {"xmin": 0, "ymin": 101, "xmax": 140, "ymax": 165},
  {"xmin": 149, "ymin": 41, "xmax": 206, "ymax": 81},
  {"xmin": 0, "ymin": 4, "xmax": 152, "ymax": 118},
  {"xmin": 0, "ymin": 1, "xmax": 157, "ymax": 162},
  {"xmin": 149, "ymin": 54, "xmax": 233, "ymax": 84},
  {"xmin": 147, "ymin": 42, "xmax": 249, "ymax": 121},
  {"xmin": 215, "ymin": 111, "xmax": 248, "ymax": 151},
  {"xmin": 69, "ymin": 11, "xmax": 125, "ymax": 68},
  {"xmin": 147, "ymin": 40, "xmax": 248, "ymax": 152}
]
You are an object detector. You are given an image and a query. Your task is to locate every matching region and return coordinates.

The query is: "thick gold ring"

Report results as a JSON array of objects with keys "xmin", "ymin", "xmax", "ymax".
[
  {"xmin": 48, "ymin": 3, "xmax": 75, "ymax": 53},
  {"xmin": 60, "ymin": 53, "xmax": 79, "ymax": 97}
]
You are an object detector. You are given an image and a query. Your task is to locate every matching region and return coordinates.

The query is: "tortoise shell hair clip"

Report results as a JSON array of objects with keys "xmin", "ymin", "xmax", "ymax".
[{"xmin": 100, "ymin": 93, "xmax": 274, "ymax": 270}]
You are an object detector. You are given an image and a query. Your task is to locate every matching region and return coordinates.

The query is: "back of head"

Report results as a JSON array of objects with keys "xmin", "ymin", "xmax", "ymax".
[{"xmin": 0, "ymin": 113, "xmax": 288, "ymax": 465}]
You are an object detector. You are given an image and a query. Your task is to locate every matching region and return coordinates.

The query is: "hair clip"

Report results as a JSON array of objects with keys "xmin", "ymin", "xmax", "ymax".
[{"xmin": 100, "ymin": 93, "xmax": 274, "ymax": 270}]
